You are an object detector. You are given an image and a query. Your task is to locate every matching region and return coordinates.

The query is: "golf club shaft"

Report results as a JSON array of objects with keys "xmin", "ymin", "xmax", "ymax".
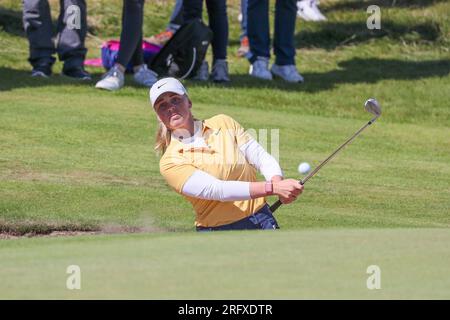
[{"xmin": 270, "ymin": 116, "xmax": 378, "ymax": 213}]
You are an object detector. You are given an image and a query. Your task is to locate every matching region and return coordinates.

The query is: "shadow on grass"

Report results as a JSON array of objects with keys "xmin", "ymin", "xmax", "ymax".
[
  {"xmin": 1, "ymin": 58, "xmax": 449, "ymax": 93},
  {"xmin": 296, "ymin": 20, "xmax": 441, "ymax": 50},
  {"xmin": 0, "ymin": 67, "xmax": 106, "ymax": 91},
  {"xmin": 188, "ymin": 58, "xmax": 450, "ymax": 93},
  {"xmin": 324, "ymin": 0, "xmax": 448, "ymax": 12},
  {"xmin": 303, "ymin": 58, "xmax": 450, "ymax": 92},
  {"xmin": 0, "ymin": 7, "xmax": 24, "ymax": 37}
]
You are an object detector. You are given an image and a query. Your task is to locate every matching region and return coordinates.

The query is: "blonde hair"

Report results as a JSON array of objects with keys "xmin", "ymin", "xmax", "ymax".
[
  {"xmin": 154, "ymin": 116, "xmax": 200, "ymax": 156},
  {"xmin": 154, "ymin": 118, "xmax": 171, "ymax": 155}
]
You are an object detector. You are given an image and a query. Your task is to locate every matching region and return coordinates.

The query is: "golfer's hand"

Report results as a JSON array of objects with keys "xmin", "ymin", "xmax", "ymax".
[{"xmin": 273, "ymin": 179, "xmax": 304, "ymax": 204}]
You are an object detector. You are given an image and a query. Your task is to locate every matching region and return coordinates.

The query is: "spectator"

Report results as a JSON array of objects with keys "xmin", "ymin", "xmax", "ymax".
[
  {"xmin": 182, "ymin": 0, "xmax": 230, "ymax": 82},
  {"xmin": 148, "ymin": 0, "xmax": 249, "ymax": 60},
  {"xmin": 23, "ymin": 0, "xmax": 91, "ymax": 80},
  {"xmin": 247, "ymin": 0, "xmax": 304, "ymax": 82},
  {"xmin": 238, "ymin": 0, "xmax": 327, "ymax": 58},
  {"xmin": 95, "ymin": 0, "xmax": 158, "ymax": 91},
  {"xmin": 240, "ymin": 0, "xmax": 327, "ymax": 57},
  {"xmin": 146, "ymin": 0, "xmax": 228, "ymax": 82}
]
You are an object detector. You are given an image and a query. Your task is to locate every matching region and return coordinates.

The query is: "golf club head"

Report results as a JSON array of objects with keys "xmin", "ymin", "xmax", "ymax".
[{"xmin": 365, "ymin": 98, "xmax": 382, "ymax": 122}]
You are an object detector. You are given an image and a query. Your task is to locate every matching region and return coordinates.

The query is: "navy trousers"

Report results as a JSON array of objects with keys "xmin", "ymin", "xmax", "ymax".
[
  {"xmin": 247, "ymin": 0, "xmax": 297, "ymax": 65},
  {"xmin": 196, "ymin": 204, "xmax": 279, "ymax": 232}
]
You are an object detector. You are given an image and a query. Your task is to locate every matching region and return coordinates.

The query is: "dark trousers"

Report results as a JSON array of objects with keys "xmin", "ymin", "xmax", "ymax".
[
  {"xmin": 183, "ymin": 0, "xmax": 228, "ymax": 61},
  {"xmin": 247, "ymin": 0, "xmax": 297, "ymax": 65},
  {"xmin": 196, "ymin": 204, "xmax": 279, "ymax": 232},
  {"xmin": 117, "ymin": 0, "xmax": 145, "ymax": 68},
  {"xmin": 240, "ymin": 0, "xmax": 248, "ymax": 40},
  {"xmin": 168, "ymin": 0, "xmax": 184, "ymax": 29},
  {"xmin": 23, "ymin": 0, "xmax": 87, "ymax": 70}
]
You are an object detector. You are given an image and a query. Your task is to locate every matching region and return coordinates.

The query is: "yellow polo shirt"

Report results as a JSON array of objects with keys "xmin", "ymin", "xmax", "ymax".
[{"xmin": 159, "ymin": 114, "xmax": 266, "ymax": 227}]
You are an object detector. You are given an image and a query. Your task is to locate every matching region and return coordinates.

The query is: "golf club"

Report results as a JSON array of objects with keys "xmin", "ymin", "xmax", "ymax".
[{"xmin": 270, "ymin": 98, "xmax": 382, "ymax": 213}]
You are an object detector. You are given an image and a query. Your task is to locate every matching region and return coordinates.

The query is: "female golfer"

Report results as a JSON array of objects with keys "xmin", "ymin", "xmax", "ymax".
[{"xmin": 150, "ymin": 77, "xmax": 303, "ymax": 231}]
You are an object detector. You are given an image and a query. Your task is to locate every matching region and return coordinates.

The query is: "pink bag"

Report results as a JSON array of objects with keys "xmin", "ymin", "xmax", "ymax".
[{"xmin": 84, "ymin": 40, "xmax": 161, "ymax": 72}]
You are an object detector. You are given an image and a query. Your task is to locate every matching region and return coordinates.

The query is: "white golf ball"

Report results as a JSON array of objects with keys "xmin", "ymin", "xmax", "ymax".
[{"xmin": 298, "ymin": 162, "xmax": 311, "ymax": 174}]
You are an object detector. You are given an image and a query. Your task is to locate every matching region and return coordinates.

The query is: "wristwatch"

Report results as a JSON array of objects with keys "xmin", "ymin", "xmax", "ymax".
[{"xmin": 265, "ymin": 181, "xmax": 274, "ymax": 195}]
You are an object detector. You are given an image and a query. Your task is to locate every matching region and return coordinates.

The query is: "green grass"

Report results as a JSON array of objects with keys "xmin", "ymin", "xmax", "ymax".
[
  {"xmin": 0, "ymin": 0, "xmax": 449, "ymax": 233},
  {"xmin": 0, "ymin": 0, "xmax": 449, "ymax": 299},
  {"xmin": 1, "ymin": 229, "xmax": 449, "ymax": 299}
]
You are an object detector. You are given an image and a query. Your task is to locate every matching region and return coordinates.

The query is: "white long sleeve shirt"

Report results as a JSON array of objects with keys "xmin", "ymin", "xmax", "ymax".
[{"xmin": 177, "ymin": 121, "xmax": 283, "ymax": 201}]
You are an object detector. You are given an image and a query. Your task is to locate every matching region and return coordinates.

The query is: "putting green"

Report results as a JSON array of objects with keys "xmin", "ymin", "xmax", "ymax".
[{"xmin": 1, "ymin": 228, "xmax": 449, "ymax": 299}]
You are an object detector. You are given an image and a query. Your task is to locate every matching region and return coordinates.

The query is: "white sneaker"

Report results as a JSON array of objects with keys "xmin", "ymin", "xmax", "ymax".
[
  {"xmin": 95, "ymin": 65, "xmax": 124, "ymax": 91},
  {"xmin": 297, "ymin": 0, "xmax": 327, "ymax": 22},
  {"xmin": 311, "ymin": 1, "xmax": 327, "ymax": 21},
  {"xmin": 249, "ymin": 57, "xmax": 272, "ymax": 80},
  {"xmin": 297, "ymin": 1, "xmax": 311, "ymax": 21},
  {"xmin": 271, "ymin": 64, "xmax": 304, "ymax": 83},
  {"xmin": 133, "ymin": 64, "xmax": 158, "ymax": 87}
]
